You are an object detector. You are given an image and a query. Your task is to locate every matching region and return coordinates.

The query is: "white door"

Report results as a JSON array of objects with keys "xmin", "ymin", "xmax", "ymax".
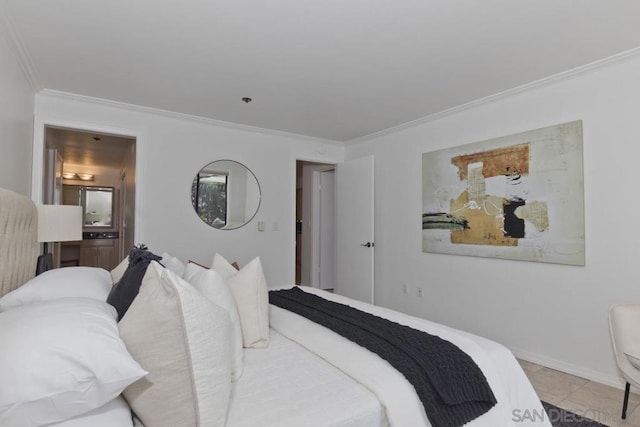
[
  {"xmin": 319, "ymin": 170, "xmax": 335, "ymax": 290},
  {"xmin": 335, "ymin": 155, "xmax": 374, "ymax": 303}
]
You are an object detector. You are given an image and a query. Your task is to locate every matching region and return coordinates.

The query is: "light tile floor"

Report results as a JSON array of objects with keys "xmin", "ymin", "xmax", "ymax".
[{"xmin": 518, "ymin": 359, "xmax": 640, "ymax": 427}]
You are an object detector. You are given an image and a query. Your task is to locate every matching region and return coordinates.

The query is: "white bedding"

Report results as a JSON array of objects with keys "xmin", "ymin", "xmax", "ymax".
[
  {"xmin": 47, "ymin": 397, "xmax": 133, "ymax": 427},
  {"xmin": 270, "ymin": 286, "xmax": 551, "ymax": 427},
  {"xmin": 226, "ymin": 329, "xmax": 388, "ymax": 427}
]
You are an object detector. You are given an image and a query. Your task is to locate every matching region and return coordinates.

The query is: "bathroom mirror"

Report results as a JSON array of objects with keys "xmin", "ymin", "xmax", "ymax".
[
  {"xmin": 85, "ymin": 187, "xmax": 114, "ymax": 227},
  {"xmin": 191, "ymin": 160, "xmax": 261, "ymax": 230},
  {"xmin": 63, "ymin": 185, "xmax": 114, "ymax": 228}
]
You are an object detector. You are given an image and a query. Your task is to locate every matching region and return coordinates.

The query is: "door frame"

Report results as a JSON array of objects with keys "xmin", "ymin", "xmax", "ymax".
[
  {"xmin": 31, "ymin": 117, "xmax": 144, "ymax": 245},
  {"xmin": 294, "ymin": 158, "xmax": 336, "ymax": 288},
  {"xmin": 119, "ymin": 168, "xmax": 127, "ymax": 260},
  {"xmin": 318, "ymin": 168, "xmax": 336, "ymax": 290}
]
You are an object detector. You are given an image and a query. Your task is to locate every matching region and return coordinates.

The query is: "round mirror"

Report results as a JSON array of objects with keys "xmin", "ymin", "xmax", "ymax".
[{"xmin": 191, "ymin": 160, "xmax": 261, "ymax": 230}]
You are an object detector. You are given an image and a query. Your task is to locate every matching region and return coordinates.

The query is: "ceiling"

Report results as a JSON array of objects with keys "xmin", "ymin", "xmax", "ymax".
[
  {"xmin": 4, "ymin": 1, "xmax": 640, "ymax": 142},
  {"xmin": 46, "ymin": 127, "xmax": 134, "ymax": 170}
]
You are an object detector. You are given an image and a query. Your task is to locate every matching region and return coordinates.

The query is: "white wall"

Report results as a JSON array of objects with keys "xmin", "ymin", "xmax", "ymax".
[
  {"xmin": 345, "ymin": 52, "xmax": 640, "ymax": 387},
  {"xmin": 33, "ymin": 92, "xmax": 342, "ymax": 287},
  {"xmin": 0, "ymin": 23, "xmax": 34, "ymax": 195}
]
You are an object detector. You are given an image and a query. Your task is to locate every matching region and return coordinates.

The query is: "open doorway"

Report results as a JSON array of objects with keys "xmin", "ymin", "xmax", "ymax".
[
  {"xmin": 296, "ymin": 160, "xmax": 336, "ymax": 290},
  {"xmin": 42, "ymin": 126, "xmax": 136, "ymax": 270}
]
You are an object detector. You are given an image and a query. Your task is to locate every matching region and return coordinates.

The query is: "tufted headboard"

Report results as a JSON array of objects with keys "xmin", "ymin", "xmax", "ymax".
[{"xmin": 0, "ymin": 188, "xmax": 38, "ymax": 297}]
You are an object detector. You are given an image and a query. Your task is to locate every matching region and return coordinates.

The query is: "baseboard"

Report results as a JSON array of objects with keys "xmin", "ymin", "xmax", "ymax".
[{"xmin": 511, "ymin": 347, "xmax": 631, "ymax": 392}]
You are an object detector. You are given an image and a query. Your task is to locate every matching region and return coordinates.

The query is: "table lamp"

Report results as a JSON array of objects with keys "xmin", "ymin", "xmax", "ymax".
[{"xmin": 37, "ymin": 205, "xmax": 83, "ymax": 275}]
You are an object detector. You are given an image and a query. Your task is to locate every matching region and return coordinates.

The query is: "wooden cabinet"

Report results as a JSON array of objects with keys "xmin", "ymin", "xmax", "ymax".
[
  {"xmin": 80, "ymin": 239, "xmax": 118, "ymax": 270},
  {"xmin": 60, "ymin": 242, "xmax": 81, "ymax": 267}
]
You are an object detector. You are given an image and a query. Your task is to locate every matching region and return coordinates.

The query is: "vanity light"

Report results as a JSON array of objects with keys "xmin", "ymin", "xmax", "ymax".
[
  {"xmin": 77, "ymin": 173, "xmax": 94, "ymax": 181},
  {"xmin": 63, "ymin": 172, "xmax": 95, "ymax": 181}
]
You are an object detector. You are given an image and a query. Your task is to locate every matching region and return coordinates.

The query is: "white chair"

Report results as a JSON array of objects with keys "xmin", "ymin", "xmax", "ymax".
[{"xmin": 609, "ymin": 304, "xmax": 640, "ymax": 419}]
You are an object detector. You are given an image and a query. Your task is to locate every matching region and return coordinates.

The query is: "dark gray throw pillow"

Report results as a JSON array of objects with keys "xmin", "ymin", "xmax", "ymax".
[{"xmin": 107, "ymin": 245, "xmax": 163, "ymax": 320}]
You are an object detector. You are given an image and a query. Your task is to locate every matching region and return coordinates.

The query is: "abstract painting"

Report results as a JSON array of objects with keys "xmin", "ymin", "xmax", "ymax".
[{"xmin": 422, "ymin": 121, "xmax": 584, "ymax": 265}]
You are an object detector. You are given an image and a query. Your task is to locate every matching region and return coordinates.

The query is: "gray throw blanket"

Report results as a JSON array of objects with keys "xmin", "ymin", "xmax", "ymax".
[{"xmin": 269, "ymin": 287, "xmax": 497, "ymax": 427}]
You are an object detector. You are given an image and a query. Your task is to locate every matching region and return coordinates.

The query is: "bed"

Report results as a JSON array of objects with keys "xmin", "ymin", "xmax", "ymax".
[{"xmin": 0, "ymin": 188, "xmax": 551, "ymax": 427}]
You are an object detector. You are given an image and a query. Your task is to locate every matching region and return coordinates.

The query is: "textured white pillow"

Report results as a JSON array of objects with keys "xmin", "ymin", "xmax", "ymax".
[
  {"xmin": 119, "ymin": 262, "xmax": 232, "ymax": 427},
  {"xmin": 111, "ymin": 257, "xmax": 129, "ymax": 284},
  {"xmin": 212, "ymin": 253, "xmax": 240, "ymax": 278},
  {"xmin": 160, "ymin": 252, "xmax": 186, "ymax": 277},
  {"xmin": 0, "ymin": 267, "xmax": 112, "ymax": 312},
  {"xmin": 188, "ymin": 267, "xmax": 244, "ymax": 381},
  {"xmin": 48, "ymin": 396, "xmax": 134, "ymax": 427},
  {"xmin": 212, "ymin": 254, "xmax": 270, "ymax": 348},
  {"xmin": 0, "ymin": 298, "xmax": 146, "ymax": 426},
  {"xmin": 182, "ymin": 261, "xmax": 207, "ymax": 282}
]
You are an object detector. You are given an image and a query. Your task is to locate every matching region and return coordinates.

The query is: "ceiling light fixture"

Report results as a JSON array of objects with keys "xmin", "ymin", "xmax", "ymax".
[{"xmin": 62, "ymin": 172, "xmax": 77, "ymax": 180}]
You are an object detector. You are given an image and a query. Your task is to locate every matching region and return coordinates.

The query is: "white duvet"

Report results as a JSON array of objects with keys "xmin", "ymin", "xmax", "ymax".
[
  {"xmin": 269, "ymin": 286, "xmax": 551, "ymax": 427},
  {"xmin": 226, "ymin": 330, "xmax": 388, "ymax": 427}
]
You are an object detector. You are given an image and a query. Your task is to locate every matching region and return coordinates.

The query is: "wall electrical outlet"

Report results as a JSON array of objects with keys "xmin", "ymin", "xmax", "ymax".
[
  {"xmin": 402, "ymin": 283, "xmax": 408, "ymax": 294},
  {"xmin": 417, "ymin": 287, "xmax": 423, "ymax": 298}
]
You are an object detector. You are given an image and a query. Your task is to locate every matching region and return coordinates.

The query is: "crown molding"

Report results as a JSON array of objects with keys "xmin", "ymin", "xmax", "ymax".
[
  {"xmin": 38, "ymin": 89, "xmax": 344, "ymax": 146},
  {"xmin": 29, "ymin": 40, "xmax": 640, "ymax": 147},
  {"xmin": 346, "ymin": 46, "xmax": 640, "ymax": 146},
  {"xmin": 0, "ymin": 3, "xmax": 42, "ymax": 91}
]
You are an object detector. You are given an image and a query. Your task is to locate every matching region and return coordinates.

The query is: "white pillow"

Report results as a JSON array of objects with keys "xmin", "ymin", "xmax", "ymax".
[
  {"xmin": 212, "ymin": 254, "xmax": 270, "ymax": 348},
  {"xmin": 160, "ymin": 252, "xmax": 186, "ymax": 277},
  {"xmin": 0, "ymin": 267, "xmax": 112, "ymax": 312},
  {"xmin": 48, "ymin": 396, "xmax": 134, "ymax": 427},
  {"xmin": 188, "ymin": 267, "xmax": 244, "ymax": 381},
  {"xmin": 119, "ymin": 262, "xmax": 232, "ymax": 427},
  {"xmin": 0, "ymin": 298, "xmax": 146, "ymax": 426},
  {"xmin": 111, "ymin": 257, "xmax": 129, "ymax": 284}
]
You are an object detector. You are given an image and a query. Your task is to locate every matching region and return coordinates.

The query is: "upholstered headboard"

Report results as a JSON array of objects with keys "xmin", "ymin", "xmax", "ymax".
[{"xmin": 0, "ymin": 188, "xmax": 37, "ymax": 297}]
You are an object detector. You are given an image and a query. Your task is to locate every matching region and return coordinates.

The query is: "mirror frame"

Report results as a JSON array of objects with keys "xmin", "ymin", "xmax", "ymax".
[{"xmin": 191, "ymin": 159, "xmax": 261, "ymax": 230}]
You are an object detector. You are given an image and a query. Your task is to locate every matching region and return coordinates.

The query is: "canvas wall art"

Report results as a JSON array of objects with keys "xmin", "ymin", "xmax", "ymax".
[{"xmin": 422, "ymin": 120, "xmax": 584, "ymax": 265}]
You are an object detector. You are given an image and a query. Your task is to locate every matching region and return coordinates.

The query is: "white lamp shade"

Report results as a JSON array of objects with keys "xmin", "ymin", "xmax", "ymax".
[{"xmin": 37, "ymin": 205, "xmax": 83, "ymax": 243}]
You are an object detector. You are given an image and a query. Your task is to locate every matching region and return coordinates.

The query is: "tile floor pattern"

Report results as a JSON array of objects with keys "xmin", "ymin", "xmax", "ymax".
[{"xmin": 518, "ymin": 359, "xmax": 640, "ymax": 427}]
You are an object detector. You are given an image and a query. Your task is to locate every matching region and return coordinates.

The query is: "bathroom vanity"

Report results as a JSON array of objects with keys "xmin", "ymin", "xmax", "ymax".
[{"xmin": 61, "ymin": 185, "xmax": 120, "ymax": 270}]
